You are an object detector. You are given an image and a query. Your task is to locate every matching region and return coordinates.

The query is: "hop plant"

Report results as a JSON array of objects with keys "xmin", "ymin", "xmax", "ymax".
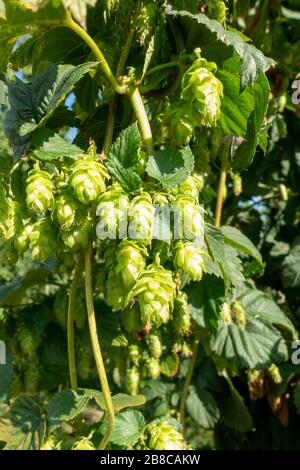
[
  {"xmin": 172, "ymin": 292, "xmax": 192, "ymax": 335},
  {"xmin": 174, "ymin": 195, "xmax": 204, "ymax": 241},
  {"xmin": 220, "ymin": 302, "xmax": 232, "ymax": 324},
  {"xmin": 129, "ymin": 192, "xmax": 154, "ymax": 243},
  {"xmin": 126, "ymin": 366, "xmax": 140, "ymax": 396},
  {"xmin": 147, "ymin": 357, "xmax": 161, "ymax": 379},
  {"xmin": 0, "ymin": 195, "xmax": 22, "ymax": 241},
  {"xmin": 168, "ymin": 103, "xmax": 195, "ymax": 146},
  {"xmin": 128, "ymin": 344, "xmax": 143, "ymax": 367},
  {"xmin": 147, "ymin": 331, "xmax": 163, "ymax": 359},
  {"xmin": 115, "ymin": 240, "xmax": 147, "ymax": 290},
  {"xmin": 231, "ymin": 300, "xmax": 247, "ymax": 329},
  {"xmin": 29, "ymin": 218, "xmax": 58, "ymax": 262},
  {"xmin": 122, "ymin": 304, "xmax": 144, "ymax": 333},
  {"xmin": 268, "ymin": 364, "xmax": 282, "ymax": 384},
  {"xmin": 146, "ymin": 420, "xmax": 187, "ymax": 450},
  {"xmin": 55, "ymin": 190, "xmax": 85, "ymax": 231},
  {"xmin": 130, "ymin": 264, "xmax": 176, "ymax": 327},
  {"xmin": 15, "ymin": 222, "xmax": 34, "ymax": 254},
  {"xmin": 26, "ymin": 170, "xmax": 55, "ymax": 214},
  {"xmin": 72, "ymin": 438, "xmax": 95, "ymax": 451},
  {"xmin": 177, "ymin": 174, "xmax": 204, "ymax": 201},
  {"xmin": 69, "ymin": 152, "xmax": 109, "ymax": 205},
  {"xmin": 53, "ymin": 290, "xmax": 68, "ymax": 329},
  {"xmin": 174, "ymin": 241, "xmax": 206, "ymax": 281},
  {"xmin": 18, "ymin": 327, "xmax": 36, "ymax": 356},
  {"xmin": 136, "ymin": 0, "xmax": 158, "ymax": 45},
  {"xmin": 232, "ymin": 173, "xmax": 242, "ymax": 196},
  {"xmin": 207, "ymin": 0, "xmax": 227, "ymax": 23},
  {"xmin": 61, "ymin": 216, "xmax": 91, "ymax": 252},
  {"xmin": 181, "ymin": 56, "xmax": 223, "ymax": 127},
  {"xmin": 97, "ymin": 185, "xmax": 129, "ymax": 239},
  {"xmin": 106, "ymin": 271, "xmax": 127, "ymax": 310}
]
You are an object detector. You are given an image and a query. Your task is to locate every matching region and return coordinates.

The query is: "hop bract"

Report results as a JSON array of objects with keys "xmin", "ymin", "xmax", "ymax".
[
  {"xmin": 173, "ymin": 292, "xmax": 192, "ymax": 335},
  {"xmin": 29, "ymin": 218, "xmax": 58, "ymax": 262},
  {"xmin": 55, "ymin": 190, "xmax": 84, "ymax": 231},
  {"xmin": 26, "ymin": 170, "xmax": 55, "ymax": 214},
  {"xmin": 131, "ymin": 264, "xmax": 176, "ymax": 327},
  {"xmin": 174, "ymin": 195, "xmax": 204, "ymax": 241},
  {"xmin": 115, "ymin": 240, "xmax": 147, "ymax": 290},
  {"xmin": 174, "ymin": 241, "xmax": 206, "ymax": 281},
  {"xmin": 97, "ymin": 185, "xmax": 129, "ymax": 239},
  {"xmin": 70, "ymin": 154, "xmax": 109, "ymax": 204},
  {"xmin": 129, "ymin": 192, "xmax": 154, "ymax": 243},
  {"xmin": 147, "ymin": 420, "xmax": 187, "ymax": 450},
  {"xmin": 181, "ymin": 57, "xmax": 223, "ymax": 127}
]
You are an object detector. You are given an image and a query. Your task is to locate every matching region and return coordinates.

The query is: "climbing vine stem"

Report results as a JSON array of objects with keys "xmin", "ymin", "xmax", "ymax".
[{"xmin": 84, "ymin": 242, "xmax": 115, "ymax": 450}]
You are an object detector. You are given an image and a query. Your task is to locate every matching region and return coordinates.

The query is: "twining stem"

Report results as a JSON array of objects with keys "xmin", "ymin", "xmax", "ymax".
[
  {"xmin": 214, "ymin": 141, "xmax": 231, "ymax": 228},
  {"xmin": 67, "ymin": 253, "xmax": 83, "ymax": 391},
  {"xmin": 128, "ymin": 87, "xmax": 154, "ymax": 154},
  {"xmin": 179, "ymin": 142, "xmax": 231, "ymax": 427},
  {"xmin": 179, "ymin": 333, "xmax": 200, "ymax": 426},
  {"xmin": 64, "ymin": 11, "xmax": 127, "ymax": 95},
  {"xmin": 84, "ymin": 243, "xmax": 115, "ymax": 450}
]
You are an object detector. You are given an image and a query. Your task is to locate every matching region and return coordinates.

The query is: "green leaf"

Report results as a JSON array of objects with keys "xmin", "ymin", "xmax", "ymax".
[
  {"xmin": 218, "ymin": 375, "xmax": 253, "ymax": 432},
  {"xmin": 185, "ymin": 274, "xmax": 225, "ymax": 331},
  {"xmin": 221, "ymin": 225, "xmax": 263, "ymax": 264},
  {"xmin": 108, "ymin": 123, "xmax": 141, "ymax": 168},
  {"xmin": 0, "ymin": 269, "xmax": 49, "ymax": 306},
  {"xmin": 146, "ymin": 147, "xmax": 194, "ymax": 188},
  {"xmin": 32, "ymin": 132, "xmax": 83, "ymax": 161},
  {"xmin": 159, "ymin": 353, "xmax": 180, "ymax": 377},
  {"xmin": 80, "ymin": 389, "xmax": 146, "ymax": 412},
  {"xmin": 47, "ymin": 389, "xmax": 89, "ymax": 430},
  {"xmin": 210, "ymin": 318, "xmax": 288, "ymax": 369},
  {"xmin": 62, "ymin": 0, "xmax": 97, "ymax": 27},
  {"xmin": 1, "ymin": 395, "xmax": 46, "ymax": 449},
  {"xmin": 282, "ymin": 238, "xmax": 300, "ymax": 288},
  {"xmin": 235, "ymin": 281, "xmax": 297, "ymax": 340},
  {"xmin": 0, "ymin": 348, "xmax": 12, "ymax": 404},
  {"xmin": 166, "ymin": 8, "xmax": 275, "ymax": 87},
  {"xmin": 186, "ymin": 386, "xmax": 220, "ymax": 429},
  {"xmin": 6, "ymin": 62, "xmax": 97, "ymax": 140},
  {"xmin": 100, "ymin": 410, "xmax": 145, "ymax": 447}
]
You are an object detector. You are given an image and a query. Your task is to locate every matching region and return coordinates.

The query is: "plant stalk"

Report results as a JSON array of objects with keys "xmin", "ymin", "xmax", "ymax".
[
  {"xmin": 214, "ymin": 141, "xmax": 231, "ymax": 228},
  {"xmin": 128, "ymin": 87, "xmax": 154, "ymax": 154},
  {"xmin": 67, "ymin": 253, "xmax": 83, "ymax": 391},
  {"xmin": 84, "ymin": 243, "xmax": 115, "ymax": 450},
  {"xmin": 179, "ymin": 333, "xmax": 200, "ymax": 426}
]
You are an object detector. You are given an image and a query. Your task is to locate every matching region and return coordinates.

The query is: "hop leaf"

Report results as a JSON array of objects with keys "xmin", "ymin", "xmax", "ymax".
[
  {"xmin": 181, "ymin": 57, "xmax": 223, "ymax": 127},
  {"xmin": 174, "ymin": 241, "xmax": 206, "ymax": 281},
  {"xmin": 70, "ymin": 154, "xmax": 109, "ymax": 204},
  {"xmin": 174, "ymin": 195, "xmax": 204, "ymax": 241},
  {"xmin": 130, "ymin": 264, "xmax": 177, "ymax": 327},
  {"xmin": 26, "ymin": 170, "xmax": 55, "ymax": 214},
  {"xmin": 159, "ymin": 352, "xmax": 180, "ymax": 378}
]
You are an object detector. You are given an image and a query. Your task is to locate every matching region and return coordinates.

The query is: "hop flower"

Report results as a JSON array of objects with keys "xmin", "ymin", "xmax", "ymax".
[
  {"xmin": 72, "ymin": 438, "xmax": 95, "ymax": 451},
  {"xmin": 174, "ymin": 241, "xmax": 206, "ymax": 281},
  {"xmin": 232, "ymin": 173, "xmax": 242, "ymax": 196},
  {"xmin": 181, "ymin": 57, "xmax": 223, "ymax": 127},
  {"xmin": 15, "ymin": 222, "xmax": 34, "ymax": 254},
  {"xmin": 26, "ymin": 170, "xmax": 55, "ymax": 214},
  {"xmin": 106, "ymin": 271, "xmax": 127, "ymax": 310},
  {"xmin": 0, "ymin": 195, "xmax": 22, "ymax": 241},
  {"xmin": 174, "ymin": 195, "xmax": 204, "ymax": 241},
  {"xmin": 147, "ymin": 331, "xmax": 163, "ymax": 359},
  {"xmin": 129, "ymin": 192, "xmax": 154, "ymax": 243},
  {"xmin": 70, "ymin": 154, "xmax": 109, "ymax": 204},
  {"xmin": 96, "ymin": 185, "xmax": 129, "ymax": 240},
  {"xmin": 61, "ymin": 217, "xmax": 92, "ymax": 252},
  {"xmin": 220, "ymin": 302, "xmax": 232, "ymax": 324},
  {"xmin": 147, "ymin": 420, "xmax": 187, "ymax": 450},
  {"xmin": 130, "ymin": 265, "xmax": 176, "ymax": 327},
  {"xmin": 147, "ymin": 357, "xmax": 161, "ymax": 379},
  {"xmin": 177, "ymin": 174, "xmax": 204, "ymax": 201},
  {"xmin": 29, "ymin": 218, "xmax": 58, "ymax": 261},
  {"xmin": 268, "ymin": 364, "xmax": 282, "ymax": 384},
  {"xmin": 208, "ymin": 0, "xmax": 227, "ymax": 23},
  {"xmin": 126, "ymin": 366, "xmax": 140, "ymax": 396},
  {"xmin": 172, "ymin": 292, "xmax": 192, "ymax": 335},
  {"xmin": 115, "ymin": 240, "xmax": 147, "ymax": 290},
  {"xmin": 231, "ymin": 300, "xmax": 247, "ymax": 329},
  {"xmin": 128, "ymin": 344, "xmax": 143, "ymax": 367},
  {"xmin": 168, "ymin": 103, "xmax": 196, "ymax": 146},
  {"xmin": 55, "ymin": 190, "xmax": 85, "ymax": 231}
]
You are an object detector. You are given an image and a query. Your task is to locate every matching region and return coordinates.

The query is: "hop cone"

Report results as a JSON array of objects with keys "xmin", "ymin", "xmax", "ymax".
[
  {"xmin": 268, "ymin": 364, "xmax": 282, "ymax": 384},
  {"xmin": 126, "ymin": 366, "xmax": 140, "ymax": 396},
  {"xmin": 97, "ymin": 185, "xmax": 129, "ymax": 239},
  {"xmin": 168, "ymin": 103, "xmax": 195, "ymax": 146},
  {"xmin": 232, "ymin": 173, "xmax": 242, "ymax": 196},
  {"xmin": 55, "ymin": 190, "xmax": 85, "ymax": 230},
  {"xmin": 147, "ymin": 357, "xmax": 161, "ymax": 380},
  {"xmin": 231, "ymin": 300, "xmax": 247, "ymax": 329},
  {"xmin": 61, "ymin": 217, "xmax": 91, "ymax": 252},
  {"xmin": 0, "ymin": 195, "xmax": 22, "ymax": 241},
  {"xmin": 29, "ymin": 219, "xmax": 58, "ymax": 262},
  {"xmin": 174, "ymin": 242, "xmax": 206, "ymax": 281},
  {"xmin": 208, "ymin": 0, "xmax": 227, "ymax": 23},
  {"xmin": 26, "ymin": 170, "xmax": 55, "ymax": 214},
  {"xmin": 173, "ymin": 292, "xmax": 191, "ymax": 335},
  {"xmin": 174, "ymin": 195, "xmax": 204, "ymax": 241},
  {"xmin": 129, "ymin": 192, "xmax": 154, "ymax": 243},
  {"xmin": 147, "ymin": 331, "xmax": 163, "ymax": 359},
  {"xmin": 181, "ymin": 57, "xmax": 223, "ymax": 127},
  {"xmin": 122, "ymin": 304, "xmax": 144, "ymax": 333},
  {"xmin": 177, "ymin": 174, "xmax": 204, "ymax": 201},
  {"xmin": 115, "ymin": 240, "xmax": 147, "ymax": 290},
  {"xmin": 70, "ymin": 154, "xmax": 109, "ymax": 204},
  {"xmin": 72, "ymin": 438, "xmax": 95, "ymax": 451},
  {"xmin": 128, "ymin": 344, "xmax": 143, "ymax": 367},
  {"xmin": 15, "ymin": 222, "xmax": 34, "ymax": 254},
  {"xmin": 106, "ymin": 271, "xmax": 127, "ymax": 310},
  {"xmin": 131, "ymin": 264, "xmax": 176, "ymax": 327},
  {"xmin": 220, "ymin": 302, "xmax": 232, "ymax": 324},
  {"xmin": 147, "ymin": 420, "xmax": 187, "ymax": 450}
]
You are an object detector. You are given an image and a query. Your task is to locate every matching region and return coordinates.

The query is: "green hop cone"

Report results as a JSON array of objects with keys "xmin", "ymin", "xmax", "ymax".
[
  {"xmin": 181, "ymin": 57, "xmax": 223, "ymax": 127},
  {"xmin": 70, "ymin": 154, "xmax": 109, "ymax": 205},
  {"xmin": 131, "ymin": 264, "xmax": 176, "ymax": 327},
  {"xmin": 147, "ymin": 420, "xmax": 187, "ymax": 450},
  {"xmin": 97, "ymin": 185, "xmax": 129, "ymax": 240},
  {"xmin": 106, "ymin": 271, "xmax": 127, "ymax": 310},
  {"xmin": 168, "ymin": 103, "xmax": 195, "ymax": 146},
  {"xmin": 232, "ymin": 173, "xmax": 242, "ymax": 196},
  {"xmin": 29, "ymin": 218, "xmax": 58, "ymax": 262},
  {"xmin": 122, "ymin": 304, "xmax": 144, "ymax": 334},
  {"xmin": 129, "ymin": 192, "xmax": 154, "ymax": 244},
  {"xmin": 126, "ymin": 366, "xmax": 140, "ymax": 396},
  {"xmin": 115, "ymin": 240, "xmax": 147, "ymax": 291},
  {"xmin": 77, "ymin": 352, "xmax": 92, "ymax": 380},
  {"xmin": 55, "ymin": 190, "xmax": 85, "ymax": 231},
  {"xmin": 128, "ymin": 344, "xmax": 143, "ymax": 367},
  {"xmin": 173, "ymin": 338, "xmax": 193, "ymax": 358},
  {"xmin": 61, "ymin": 217, "xmax": 92, "ymax": 253},
  {"xmin": 72, "ymin": 438, "xmax": 95, "ymax": 451},
  {"xmin": 174, "ymin": 241, "xmax": 206, "ymax": 281},
  {"xmin": 268, "ymin": 364, "xmax": 282, "ymax": 384},
  {"xmin": 26, "ymin": 170, "xmax": 55, "ymax": 214},
  {"xmin": 147, "ymin": 331, "xmax": 163, "ymax": 359},
  {"xmin": 208, "ymin": 0, "xmax": 227, "ymax": 23},
  {"xmin": 172, "ymin": 292, "xmax": 192, "ymax": 335},
  {"xmin": 177, "ymin": 174, "xmax": 204, "ymax": 201},
  {"xmin": 0, "ymin": 195, "xmax": 22, "ymax": 241},
  {"xmin": 220, "ymin": 302, "xmax": 232, "ymax": 324},
  {"xmin": 174, "ymin": 195, "xmax": 204, "ymax": 241},
  {"xmin": 231, "ymin": 300, "xmax": 247, "ymax": 329},
  {"xmin": 147, "ymin": 357, "xmax": 161, "ymax": 380},
  {"xmin": 15, "ymin": 222, "xmax": 34, "ymax": 254}
]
